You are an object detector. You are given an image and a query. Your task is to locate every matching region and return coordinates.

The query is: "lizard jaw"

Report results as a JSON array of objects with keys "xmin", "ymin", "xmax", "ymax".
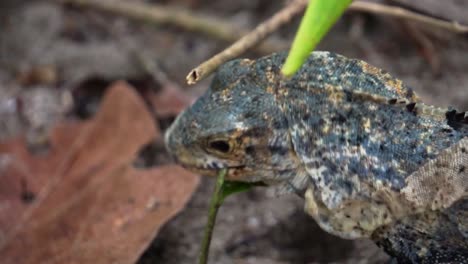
[{"xmin": 180, "ymin": 163, "xmax": 246, "ymax": 176}]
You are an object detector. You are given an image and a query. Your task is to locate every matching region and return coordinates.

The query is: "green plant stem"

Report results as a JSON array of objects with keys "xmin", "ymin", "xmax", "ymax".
[
  {"xmin": 282, "ymin": 0, "xmax": 352, "ymax": 77},
  {"xmin": 198, "ymin": 168, "xmax": 227, "ymax": 264}
]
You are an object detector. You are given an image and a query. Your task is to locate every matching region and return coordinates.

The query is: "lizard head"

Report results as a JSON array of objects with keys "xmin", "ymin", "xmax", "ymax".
[{"xmin": 165, "ymin": 57, "xmax": 300, "ymax": 183}]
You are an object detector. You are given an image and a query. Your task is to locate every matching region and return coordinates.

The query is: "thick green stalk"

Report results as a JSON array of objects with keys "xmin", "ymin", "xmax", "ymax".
[{"xmin": 282, "ymin": 0, "xmax": 353, "ymax": 77}]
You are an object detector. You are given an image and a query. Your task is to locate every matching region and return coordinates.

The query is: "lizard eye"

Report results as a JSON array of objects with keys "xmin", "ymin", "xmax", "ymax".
[{"xmin": 207, "ymin": 140, "xmax": 231, "ymax": 154}]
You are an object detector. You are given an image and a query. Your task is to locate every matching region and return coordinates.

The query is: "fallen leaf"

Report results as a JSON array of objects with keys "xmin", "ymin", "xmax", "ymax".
[{"xmin": 0, "ymin": 81, "xmax": 200, "ymax": 264}]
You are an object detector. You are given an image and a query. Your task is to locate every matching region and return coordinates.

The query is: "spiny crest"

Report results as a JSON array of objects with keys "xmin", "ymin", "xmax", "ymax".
[
  {"xmin": 388, "ymin": 99, "xmax": 468, "ymax": 133},
  {"xmin": 343, "ymin": 88, "xmax": 467, "ymax": 133},
  {"xmin": 446, "ymin": 109, "xmax": 468, "ymax": 131}
]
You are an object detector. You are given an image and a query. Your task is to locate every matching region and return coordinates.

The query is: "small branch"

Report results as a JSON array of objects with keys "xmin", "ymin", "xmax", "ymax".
[
  {"xmin": 198, "ymin": 168, "xmax": 227, "ymax": 264},
  {"xmin": 56, "ymin": 0, "xmax": 288, "ymax": 54},
  {"xmin": 56, "ymin": 0, "xmax": 468, "ymax": 85},
  {"xmin": 59, "ymin": 0, "xmax": 236, "ymax": 40},
  {"xmin": 186, "ymin": 0, "xmax": 468, "ymax": 85},
  {"xmin": 186, "ymin": 0, "xmax": 308, "ymax": 85},
  {"xmin": 349, "ymin": 1, "xmax": 468, "ymax": 34}
]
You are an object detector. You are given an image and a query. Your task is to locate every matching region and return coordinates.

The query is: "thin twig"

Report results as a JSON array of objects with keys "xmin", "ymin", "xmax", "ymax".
[
  {"xmin": 198, "ymin": 168, "xmax": 227, "ymax": 264},
  {"xmin": 59, "ymin": 0, "xmax": 236, "ymax": 40},
  {"xmin": 56, "ymin": 0, "xmax": 287, "ymax": 54},
  {"xmin": 186, "ymin": 0, "xmax": 468, "ymax": 84},
  {"xmin": 186, "ymin": 0, "xmax": 308, "ymax": 85},
  {"xmin": 349, "ymin": 1, "xmax": 468, "ymax": 34},
  {"xmin": 56, "ymin": 0, "xmax": 468, "ymax": 85}
]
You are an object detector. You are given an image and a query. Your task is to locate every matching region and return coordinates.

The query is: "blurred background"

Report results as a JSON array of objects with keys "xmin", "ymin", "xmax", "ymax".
[{"xmin": 0, "ymin": 0, "xmax": 467, "ymax": 263}]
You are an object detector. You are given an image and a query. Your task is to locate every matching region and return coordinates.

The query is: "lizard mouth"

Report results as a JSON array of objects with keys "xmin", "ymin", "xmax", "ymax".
[
  {"xmin": 180, "ymin": 163, "xmax": 246, "ymax": 176},
  {"xmin": 170, "ymin": 152, "xmax": 246, "ymax": 176}
]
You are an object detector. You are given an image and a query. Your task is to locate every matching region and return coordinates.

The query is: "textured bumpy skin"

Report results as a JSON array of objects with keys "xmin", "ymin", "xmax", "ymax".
[{"xmin": 165, "ymin": 52, "xmax": 468, "ymax": 263}]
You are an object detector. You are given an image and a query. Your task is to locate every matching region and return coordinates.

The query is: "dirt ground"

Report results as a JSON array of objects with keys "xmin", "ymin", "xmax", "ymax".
[{"xmin": 1, "ymin": 1, "xmax": 467, "ymax": 263}]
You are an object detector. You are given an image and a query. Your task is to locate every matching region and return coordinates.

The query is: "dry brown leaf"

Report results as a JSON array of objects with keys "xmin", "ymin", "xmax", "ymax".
[{"xmin": 0, "ymin": 81, "xmax": 200, "ymax": 264}]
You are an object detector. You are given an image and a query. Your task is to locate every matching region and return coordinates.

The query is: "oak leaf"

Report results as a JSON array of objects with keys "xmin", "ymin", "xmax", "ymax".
[{"xmin": 0, "ymin": 81, "xmax": 199, "ymax": 264}]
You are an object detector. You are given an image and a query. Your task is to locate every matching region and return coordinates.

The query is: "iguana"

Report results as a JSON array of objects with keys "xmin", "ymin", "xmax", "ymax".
[{"xmin": 164, "ymin": 52, "xmax": 468, "ymax": 263}]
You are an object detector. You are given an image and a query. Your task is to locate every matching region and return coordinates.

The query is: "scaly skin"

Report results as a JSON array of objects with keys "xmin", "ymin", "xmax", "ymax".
[{"xmin": 165, "ymin": 52, "xmax": 468, "ymax": 263}]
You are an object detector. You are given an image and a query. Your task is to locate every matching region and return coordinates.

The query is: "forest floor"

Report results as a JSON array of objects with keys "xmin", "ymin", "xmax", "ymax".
[{"xmin": 1, "ymin": 1, "xmax": 467, "ymax": 263}]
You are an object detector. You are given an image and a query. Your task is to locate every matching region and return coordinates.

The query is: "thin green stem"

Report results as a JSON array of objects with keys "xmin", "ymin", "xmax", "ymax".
[{"xmin": 198, "ymin": 168, "xmax": 227, "ymax": 264}]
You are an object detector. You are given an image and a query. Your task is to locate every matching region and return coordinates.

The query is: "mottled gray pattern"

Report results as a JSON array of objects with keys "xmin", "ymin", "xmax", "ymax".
[
  {"xmin": 373, "ymin": 198, "xmax": 468, "ymax": 263},
  {"xmin": 165, "ymin": 51, "xmax": 468, "ymax": 263}
]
